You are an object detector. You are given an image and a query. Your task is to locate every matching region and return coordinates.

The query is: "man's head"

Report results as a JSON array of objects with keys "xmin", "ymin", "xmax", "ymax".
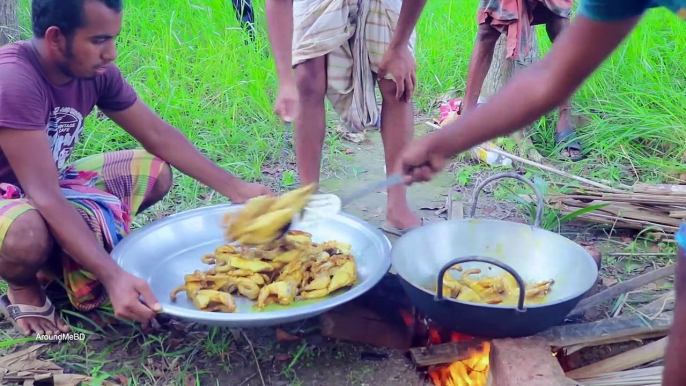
[{"xmin": 32, "ymin": 0, "xmax": 124, "ymax": 79}]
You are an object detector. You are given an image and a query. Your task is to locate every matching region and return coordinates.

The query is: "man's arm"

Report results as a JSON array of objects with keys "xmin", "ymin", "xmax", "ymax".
[
  {"xmin": 102, "ymin": 100, "xmax": 270, "ymax": 202},
  {"xmin": 0, "ymin": 129, "xmax": 121, "ymax": 284},
  {"xmin": 377, "ymin": 0, "xmax": 428, "ymax": 100},
  {"xmin": 427, "ymin": 15, "xmax": 642, "ymax": 158},
  {"xmin": 388, "ymin": 0, "xmax": 428, "ymax": 49},
  {"xmin": 265, "ymin": 0, "xmax": 294, "ymax": 85}
]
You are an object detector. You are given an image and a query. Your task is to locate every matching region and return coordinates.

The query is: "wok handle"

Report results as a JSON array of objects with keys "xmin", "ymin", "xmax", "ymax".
[
  {"xmin": 469, "ymin": 172, "xmax": 544, "ymax": 228},
  {"xmin": 434, "ymin": 256, "xmax": 527, "ymax": 313}
]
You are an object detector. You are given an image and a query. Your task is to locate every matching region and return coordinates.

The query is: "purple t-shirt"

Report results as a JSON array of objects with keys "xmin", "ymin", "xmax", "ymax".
[{"xmin": 0, "ymin": 41, "xmax": 138, "ymax": 186}]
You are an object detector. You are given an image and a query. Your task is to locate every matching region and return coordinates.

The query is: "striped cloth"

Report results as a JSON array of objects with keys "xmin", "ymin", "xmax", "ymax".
[
  {"xmin": 292, "ymin": 0, "xmax": 417, "ymax": 133},
  {"xmin": 478, "ymin": 0, "xmax": 573, "ymax": 60},
  {"xmin": 0, "ymin": 150, "xmax": 166, "ymax": 311}
]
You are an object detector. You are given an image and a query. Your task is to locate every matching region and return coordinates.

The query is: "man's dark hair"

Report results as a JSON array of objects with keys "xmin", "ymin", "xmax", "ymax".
[{"xmin": 31, "ymin": 0, "xmax": 124, "ymax": 38}]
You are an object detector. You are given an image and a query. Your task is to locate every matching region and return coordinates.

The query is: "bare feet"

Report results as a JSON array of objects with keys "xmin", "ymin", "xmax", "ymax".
[
  {"xmin": 5, "ymin": 284, "xmax": 70, "ymax": 336},
  {"xmin": 386, "ymin": 199, "xmax": 422, "ymax": 231}
]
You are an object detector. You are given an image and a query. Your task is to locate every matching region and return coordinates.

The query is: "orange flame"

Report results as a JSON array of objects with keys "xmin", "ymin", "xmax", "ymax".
[{"xmin": 429, "ymin": 330, "xmax": 490, "ymax": 386}]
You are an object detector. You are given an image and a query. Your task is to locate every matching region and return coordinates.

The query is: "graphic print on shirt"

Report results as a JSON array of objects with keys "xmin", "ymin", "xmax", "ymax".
[{"xmin": 45, "ymin": 107, "xmax": 84, "ymax": 168}]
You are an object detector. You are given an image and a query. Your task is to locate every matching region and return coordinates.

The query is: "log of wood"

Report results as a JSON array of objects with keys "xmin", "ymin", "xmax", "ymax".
[
  {"xmin": 479, "ymin": 33, "xmax": 544, "ymax": 163},
  {"xmin": 569, "ymin": 265, "xmax": 676, "ymax": 315},
  {"xmin": 537, "ymin": 311, "xmax": 673, "ymax": 348},
  {"xmin": 556, "ymin": 206, "xmax": 679, "ymax": 235},
  {"xmin": 563, "ymin": 291, "xmax": 675, "ymax": 354},
  {"xmin": 555, "ymin": 198, "xmax": 683, "ymax": 227},
  {"xmin": 0, "ymin": 0, "xmax": 19, "ymax": 45},
  {"xmin": 565, "ymin": 337, "xmax": 668, "ymax": 379},
  {"xmin": 410, "ymin": 339, "xmax": 487, "ymax": 367},
  {"xmin": 563, "ymin": 330, "xmax": 668, "ymax": 356},
  {"xmin": 633, "ymin": 183, "xmax": 686, "ymax": 196},
  {"xmin": 487, "ymin": 337, "xmax": 574, "ymax": 386},
  {"xmin": 550, "ymin": 193, "xmax": 686, "ymax": 205}
]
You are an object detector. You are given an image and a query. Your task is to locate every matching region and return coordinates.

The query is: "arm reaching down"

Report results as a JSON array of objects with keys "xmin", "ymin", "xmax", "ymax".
[
  {"xmin": 401, "ymin": 14, "xmax": 643, "ymax": 182},
  {"xmin": 389, "ymin": 0, "xmax": 428, "ymax": 48},
  {"xmin": 378, "ymin": 0, "xmax": 429, "ymax": 101},
  {"xmin": 266, "ymin": 0, "xmax": 298, "ymax": 122},
  {"xmin": 102, "ymin": 100, "xmax": 272, "ymax": 203}
]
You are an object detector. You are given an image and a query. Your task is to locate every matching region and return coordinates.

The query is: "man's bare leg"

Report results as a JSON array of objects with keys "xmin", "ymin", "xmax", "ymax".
[
  {"xmin": 0, "ymin": 209, "xmax": 69, "ymax": 335},
  {"xmin": 0, "ymin": 168, "xmax": 172, "ymax": 336},
  {"xmin": 293, "ymin": 56, "xmax": 328, "ymax": 187},
  {"xmin": 546, "ymin": 15, "xmax": 580, "ymax": 159},
  {"xmin": 463, "ymin": 24, "xmax": 501, "ymax": 111},
  {"xmin": 378, "ymin": 78, "xmax": 422, "ymax": 230}
]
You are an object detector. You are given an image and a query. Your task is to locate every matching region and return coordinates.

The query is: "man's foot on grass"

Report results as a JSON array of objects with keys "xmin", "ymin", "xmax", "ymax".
[
  {"xmin": 2, "ymin": 285, "xmax": 70, "ymax": 336},
  {"xmin": 554, "ymin": 116, "xmax": 583, "ymax": 161}
]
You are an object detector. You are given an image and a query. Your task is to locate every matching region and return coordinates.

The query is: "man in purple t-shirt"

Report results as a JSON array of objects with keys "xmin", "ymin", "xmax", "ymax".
[{"xmin": 0, "ymin": 0, "xmax": 273, "ymax": 336}]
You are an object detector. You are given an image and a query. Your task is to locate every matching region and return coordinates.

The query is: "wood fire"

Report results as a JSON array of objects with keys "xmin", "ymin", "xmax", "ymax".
[{"xmin": 428, "ymin": 331, "xmax": 490, "ymax": 386}]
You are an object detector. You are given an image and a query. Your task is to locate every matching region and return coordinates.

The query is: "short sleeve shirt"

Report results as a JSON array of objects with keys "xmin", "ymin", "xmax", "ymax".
[
  {"xmin": 0, "ymin": 41, "xmax": 138, "ymax": 186},
  {"xmin": 579, "ymin": 0, "xmax": 686, "ymax": 21}
]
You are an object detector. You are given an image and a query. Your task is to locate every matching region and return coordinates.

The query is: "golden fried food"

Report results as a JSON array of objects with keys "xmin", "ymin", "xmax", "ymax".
[
  {"xmin": 222, "ymin": 184, "xmax": 317, "ymax": 246},
  {"xmin": 170, "ymin": 230, "xmax": 358, "ymax": 313},
  {"xmin": 435, "ymin": 268, "xmax": 555, "ymax": 306},
  {"xmin": 256, "ymin": 281, "xmax": 298, "ymax": 309},
  {"xmin": 192, "ymin": 290, "xmax": 236, "ymax": 312}
]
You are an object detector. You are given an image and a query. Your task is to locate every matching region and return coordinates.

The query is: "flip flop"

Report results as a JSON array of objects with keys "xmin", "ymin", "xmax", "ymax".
[
  {"xmin": 380, "ymin": 218, "xmax": 428, "ymax": 236},
  {"xmin": 0, "ymin": 293, "xmax": 62, "ymax": 336},
  {"xmin": 554, "ymin": 130, "xmax": 584, "ymax": 162}
]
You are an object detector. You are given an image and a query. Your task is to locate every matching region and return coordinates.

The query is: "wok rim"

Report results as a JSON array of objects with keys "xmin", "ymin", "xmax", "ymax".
[
  {"xmin": 391, "ymin": 218, "xmax": 599, "ymax": 310},
  {"xmin": 111, "ymin": 203, "xmax": 392, "ymax": 325}
]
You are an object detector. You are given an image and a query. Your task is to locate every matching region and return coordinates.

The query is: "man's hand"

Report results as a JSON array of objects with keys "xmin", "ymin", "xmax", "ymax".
[
  {"xmin": 378, "ymin": 45, "xmax": 416, "ymax": 101},
  {"xmin": 227, "ymin": 181, "xmax": 273, "ymax": 203},
  {"xmin": 400, "ymin": 135, "xmax": 447, "ymax": 184},
  {"xmin": 104, "ymin": 270, "xmax": 161, "ymax": 327},
  {"xmin": 274, "ymin": 81, "xmax": 299, "ymax": 122}
]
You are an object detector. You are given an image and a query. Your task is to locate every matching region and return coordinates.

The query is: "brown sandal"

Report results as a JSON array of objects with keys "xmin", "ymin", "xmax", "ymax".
[{"xmin": 0, "ymin": 293, "xmax": 61, "ymax": 335}]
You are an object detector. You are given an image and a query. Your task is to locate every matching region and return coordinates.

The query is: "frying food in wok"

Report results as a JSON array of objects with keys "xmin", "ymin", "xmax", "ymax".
[
  {"xmin": 436, "ymin": 264, "xmax": 554, "ymax": 306},
  {"xmin": 222, "ymin": 184, "xmax": 317, "ymax": 246},
  {"xmin": 170, "ymin": 230, "xmax": 358, "ymax": 312}
]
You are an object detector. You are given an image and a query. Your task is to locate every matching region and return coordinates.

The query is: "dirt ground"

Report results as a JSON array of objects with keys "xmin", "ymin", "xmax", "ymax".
[{"xmin": 0, "ymin": 125, "xmax": 675, "ymax": 385}]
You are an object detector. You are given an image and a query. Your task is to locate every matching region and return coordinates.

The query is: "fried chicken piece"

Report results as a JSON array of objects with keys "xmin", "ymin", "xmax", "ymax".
[
  {"xmin": 328, "ymin": 260, "xmax": 356, "ymax": 293},
  {"xmin": 230, "ymin": 256, "xmax": 274, "ymax": 272},
  {"xmin": 284, "ymin": 230, "xmax": 313, "ymax": 249},
  {"xmin": 234, "ymin": 277, "xmax": 260, "ymax": 300},
  {"xmin": 255, "ymin": 281, "xmax": 298, "ymax": 309},
  {"xmin": 192, "ymin": 289, "xmax": 236, "ymax": 312}
]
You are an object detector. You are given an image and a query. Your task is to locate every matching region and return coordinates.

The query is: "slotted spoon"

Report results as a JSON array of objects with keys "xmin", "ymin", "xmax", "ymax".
[{"xmin": 301, "ymin": 174, "xmax": 404, "ymax": 222}]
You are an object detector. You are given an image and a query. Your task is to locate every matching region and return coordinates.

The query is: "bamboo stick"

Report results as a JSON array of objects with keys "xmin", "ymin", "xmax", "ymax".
[{"xmin": 422, "ymin": 121, "xmax": 628, "ymax": 192}]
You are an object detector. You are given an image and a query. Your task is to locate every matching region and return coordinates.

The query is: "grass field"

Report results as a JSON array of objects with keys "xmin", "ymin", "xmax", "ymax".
[
  {"xmin": 15, "ymin": 0, "xmax": 686, "ymax": 208},
  {"xmin": 2, "ymin": 0, "xmax": 685, "ymax": 384}
]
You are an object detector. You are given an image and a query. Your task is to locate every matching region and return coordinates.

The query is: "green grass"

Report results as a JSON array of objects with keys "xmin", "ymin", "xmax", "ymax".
[
  {"xmin": 529, "ymin": 7, "xmax": 686, "ymax": 184},
  {"xmin": 3, "ymin": 0, "xmax": 686, "ymax": 384}
]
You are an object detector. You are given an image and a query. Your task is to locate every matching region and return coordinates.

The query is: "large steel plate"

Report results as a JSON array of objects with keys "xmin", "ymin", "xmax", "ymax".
[{"xmin": 111, "ymin": 204, "xmax": 391, "ymax": 327}]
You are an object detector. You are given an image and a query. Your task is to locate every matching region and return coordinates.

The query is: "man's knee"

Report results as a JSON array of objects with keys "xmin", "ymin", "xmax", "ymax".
[
  {"xmin": 140, "ymin": 162, "xmax": 172, "ymax": 212},
  {"xmin": 476, "ymin": 24, "xmax": 500, "ymax": 44},
  {"xmin": 294, "ymin": 58, "xmax": 326, "ymax": 103},
  {"xmin": 0, "ymin": 209, "xmax": 52, "ymax": 268},
  {"xmin": 378, "ymin": 78, "xmax": 411, "ymax": 106},
  {"xmin": 152, "ymin": 163, "xmax": 173, "ymax": 199}
]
